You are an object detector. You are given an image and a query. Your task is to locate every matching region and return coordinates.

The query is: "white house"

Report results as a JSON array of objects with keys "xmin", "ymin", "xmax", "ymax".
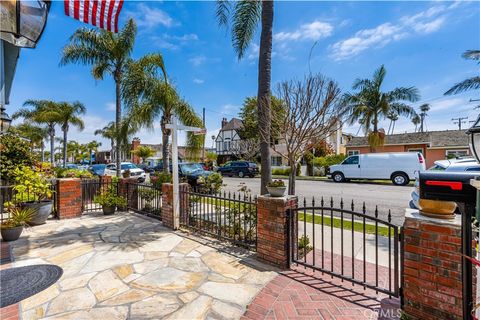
[{"xmin": 215, "ymin": 118, "xmax": 243, "ymax": 163}]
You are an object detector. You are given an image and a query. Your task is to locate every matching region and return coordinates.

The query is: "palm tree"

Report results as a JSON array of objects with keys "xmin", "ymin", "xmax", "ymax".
[
  {"xmin": 132, "ymin": 146, "xmax": 155, "ymax": 163},
  {"xmin": 94, "ymin": 122, "xmax": 116, "ymax": 163},
  {"xmin": 216, "ymin": 0, "xmax": 274, "ymax": 195},
  {"xmin": 13, "ymin": 100, "xmax": 62, "ymax": 165},
  {"xmin": 67, "ymin": 140, "xmax": 81, "ymax": 162},
  {"xmin": 445, "ymin": 50, "xmax": 480, "ymax": 95},
  {"xmin": 411, "ymin": 114, "xmax": 421, "ymax": 132},
  {"xmin": 57, "ymin": 102, "xmax": 86, "ymax": 167},
  {"xmin": 86, "ymin": 140, "xmax": 101, "ymax": 164},
  {"xmin": 386, "ymin": 111, "xmax": 399, "ymax": 135},
  {"xmin": 15, "ymin": 123, "xmax": 49, "ymax": 161},
  {"xmin": 343, "ymin": 65, "xmax": 420, "ymax": 150},
  {"xmin": 122, "ymin": 63, "xmax": 202, "ymax": 173},
  {"xmin": 419, "ymin": 103, "xmax": 430, "ymax": 133},
  {"xmin": 61, "ymin": 19, "xmax": 138, "ymax": 177}
]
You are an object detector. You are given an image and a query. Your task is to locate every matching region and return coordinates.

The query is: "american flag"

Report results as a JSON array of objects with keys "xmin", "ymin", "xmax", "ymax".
[{"xmin": 64, "ymin": 0, "xmax": 124, "ymax": 33}]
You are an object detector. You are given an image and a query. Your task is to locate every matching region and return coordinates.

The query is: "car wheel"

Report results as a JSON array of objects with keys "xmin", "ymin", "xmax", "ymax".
[
  {"xmin": 392, "ymin": 173, "xmax": 408, "ymax": 186},
  {"xmin": 238, "ymin": 171, "xmax": 244, "ymax": 178},
  {"xmin": 332, "ymin": 172, "xmax": 345, "ymax": 183}
]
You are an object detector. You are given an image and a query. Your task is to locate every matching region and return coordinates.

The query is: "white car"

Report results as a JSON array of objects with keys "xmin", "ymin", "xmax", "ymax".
[
  {"xmin": 104, "ymin": 162, "xmax": 146, "ymax": 182},
  {"xmin": 328, "ymin": 152, "xmax": 426, "ymax": 186},
  {"xmin": 410, "ymin": 158, "xmax": 480, "ymax": 209}
]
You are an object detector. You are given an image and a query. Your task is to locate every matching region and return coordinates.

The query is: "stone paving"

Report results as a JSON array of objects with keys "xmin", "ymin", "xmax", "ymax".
[{"xmin": 8, "ymin": 212, "xmax": 277, "ymax": 320}]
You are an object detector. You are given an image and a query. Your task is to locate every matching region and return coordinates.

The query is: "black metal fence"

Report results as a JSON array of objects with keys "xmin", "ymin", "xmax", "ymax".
[
  {"xmin": 180, "ymin": 189, "xmax": 257, "ymax": 250},
  {"xmin": 289, "ymin": 197, "xmax": 401, "ymax": 298},
  {"xmin": 125, "ymin": 182, "xmax": 162, "ymax": 220},
  {"xmin": 81, "ymin": 179, "xmax": 115, "ymax": 213}
]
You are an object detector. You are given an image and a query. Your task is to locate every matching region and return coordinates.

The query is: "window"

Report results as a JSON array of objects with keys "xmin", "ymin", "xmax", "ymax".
[
  {"xmin": 466, "ymin": 167, "xmax": 480, "ymax": 172},
  {"xmin": 271, "ymin": 156, "xmax": 282, "ymax": 166},
  {"xmin": 446, "ymin": 149, "xmax": 469, "ymax": 159},
  {"xmin": 342, "ymin": 155, "xmax": 359, "ymax": 165},
  {"xmin": 347, "ymin": 150, "xmax": 359, "ymax": 156},
  {"xmin": 408, "ymin": 148, "xmax": 423, "ymax": 154},
  {"xmin": 224, "ymin": 141, "xmax": 231, "ymax": 151}
]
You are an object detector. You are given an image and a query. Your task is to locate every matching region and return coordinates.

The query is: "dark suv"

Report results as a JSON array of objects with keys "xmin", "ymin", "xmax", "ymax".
[{"xmin": 217, "ymin": 161, "xmax": 258, "ymax": 178}]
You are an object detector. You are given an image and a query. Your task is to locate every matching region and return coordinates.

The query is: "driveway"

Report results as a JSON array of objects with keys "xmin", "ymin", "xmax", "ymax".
[
  {"xmin": 221, "ymin": 177, "xmax": 412, "ymax": 226},
  {"xmin": 9, "ymin": 212, "xmax": 276, "ymax": 319}
]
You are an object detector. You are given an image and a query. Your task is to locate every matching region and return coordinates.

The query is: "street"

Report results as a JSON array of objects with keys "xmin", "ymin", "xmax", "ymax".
[{"xmin": 221, "ymin": 177, "xmax": 412, "ymax": 226}]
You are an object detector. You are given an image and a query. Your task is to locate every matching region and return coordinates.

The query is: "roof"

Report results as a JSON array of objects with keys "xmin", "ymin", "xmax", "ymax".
[
  {"xmin": 346, "ymin": 130, "xmax": 469, "ymax": 148},
  {"xmin": 221, "ymin": 118, "xmax": 243, "ymax": 131}
]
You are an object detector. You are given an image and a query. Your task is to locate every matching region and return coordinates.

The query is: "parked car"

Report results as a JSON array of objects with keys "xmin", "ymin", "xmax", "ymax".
[
  {"xmin": 410, "ymin": 158, "xmax": 480, "ymax": 210},
  {"xmin": 328, "ymin": 152, "xmax": 426, "ymax": 186},
  {"xmin": 137, "ymin": 163, "xmax": 155, "ymax": 174},
  {"xmin": 65, "ymin": 163, "xmax": 79, "ymax": 170},
  {"xmin": 104, "ymin": 162, "xmax": 146, "ymax": 182},
  {"xmin": 178, "ymin": 163, "xmax": 213, "ymax": 185},
  {"xmin": 217, "ymin": 161, "xmax": 259, "ymax": 178},
  {"xmin": 88, "ymin": 164, "xmax": 106, "ymax": 176}
]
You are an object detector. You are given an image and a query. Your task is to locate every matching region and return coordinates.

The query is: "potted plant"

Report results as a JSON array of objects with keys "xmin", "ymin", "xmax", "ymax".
[
  {"xmin": 266, "ymin": 179, "xmax": 287, "ymax": 197},
  {"xmin": 123, "ymin": 169, "xmax": 131, "ymax": 178},
  {"xmin": 94, "ymin": 182, "xmax": 127, "ymax": 215},
  {"xmin": 11, "ymin": 166, "xmax": 54, "ymax": 225},
  {"xmin": 1, "ymin": 206, "xmax": 34, "ymax": 241}
]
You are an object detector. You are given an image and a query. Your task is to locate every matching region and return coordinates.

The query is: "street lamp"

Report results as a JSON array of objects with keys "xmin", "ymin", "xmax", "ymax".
[
  {"xmin": 467, "ymin": 114, "xmax": 480, "ymax": 163},
  {"xmin": 0, "ymin": 106, "xmax": 12, "ymax": 134},
  {"xmin": 0, "ymin": 0, "xmax": 51, "ymax": 48}
]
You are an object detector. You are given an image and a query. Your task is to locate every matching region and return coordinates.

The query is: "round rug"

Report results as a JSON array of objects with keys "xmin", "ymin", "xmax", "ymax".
[{"xmin": 0, "ymin": 264, "xmax": 63, "ymax": 308}]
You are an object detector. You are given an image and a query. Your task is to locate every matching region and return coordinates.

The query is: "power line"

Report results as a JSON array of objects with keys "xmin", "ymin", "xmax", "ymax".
[{"xmin": 452, "ymin": 117, "xmax": 468, "ymax": 130}]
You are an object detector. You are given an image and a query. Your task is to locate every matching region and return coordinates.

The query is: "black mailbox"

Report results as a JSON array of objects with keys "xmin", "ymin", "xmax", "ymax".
[{"xmin": 419, "ymin": 171, "xmax": 477, "ymax": 203}]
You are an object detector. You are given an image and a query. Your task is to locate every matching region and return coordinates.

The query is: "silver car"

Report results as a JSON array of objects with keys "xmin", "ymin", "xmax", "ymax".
[{"xmin": 410, "ymin": 158, "xmax": 480, "ymax": 209}]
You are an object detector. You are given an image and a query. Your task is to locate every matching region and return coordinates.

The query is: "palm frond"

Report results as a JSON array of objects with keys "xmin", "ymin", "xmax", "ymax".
[
  {"xmin": 462, "ymin": 50, "xmax": 480, "ymax": 61},
  {"xmin": 444, "ymin": 77, "xmax": 480, "ymax": 95},
  {"xmin": 216, "ymin": 0, "xmax": 232, "ymax": 28},
  {"xmin": 387, "ymin": 87, "xmax": 420, "ymax": 102},
  {"xmin": 231, "ymin": 0, "xmax": 261, "ymax": 59}
]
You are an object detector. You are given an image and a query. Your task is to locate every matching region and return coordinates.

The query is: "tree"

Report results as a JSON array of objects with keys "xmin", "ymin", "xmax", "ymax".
[
  {"xmin": 13, "ymin": 100, "xmax": 62, "ymax": 165},
  {"xmin": 13, "ymin": 123, "xmax": 48, "ymax": 162},
  {"xmin": 343, "ymin": 65, "xmax": 420, "ymax": 150},
  {"xmin": 87, "ymin": 140, "xmax": 102, "ymax": 164},
  {"xmin": 94, "ymin": 122, "xmax": 116, "ymax": 163},
  {"xmin": 229, "ymin": 138, "xmax": 260, "ymax": 162},
  {"xmin": 0, "ymin": 133, "xmax": 36, "ymax": 184},
  {"xmin": 57, "ymin": 101, "xmax": 86, "ymax": 167},
  {"xmin": 272, "ymin": 74, "xmax": 344, "ymax": 195},
  {"xmin": 411, "ymin": 114, "xmax": 421, "ymax": 132},
  {"xmin": 386, "ymin": 111, "xmax": 398, "ymax": 135},
  {"xmin": 238, "ymin": 96, "xmax": 284, "ymax": 141},
  {"xmin": 61, "ymin": 19, "xmax": 140, "ymax": 177},
  {"xmin": 66, "ymin": 140, "xmax": 81, "ymax": 162},
  {"xmin": 418, "ymin": 103, "xmax": 430, "ymax": 133},
  {"xmin": 217, "ymin": 0, "xmax": 274, "ymax": 195},
  {"xmin": 444, "ymin": 50, "xmax": 480, "ymax": 95},
  {"xmin": 123, "ymin": 64, "xmax": 202, "ymax": 173},
  {"xmin": 131, "ymin": 145, "xmax": 155, "ymax": 163}
]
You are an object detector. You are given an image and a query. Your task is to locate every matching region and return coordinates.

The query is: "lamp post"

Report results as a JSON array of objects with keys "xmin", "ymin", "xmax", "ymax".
[{"xmin": 0, "ymin": 106, "xmax": 12, "ymax": 134}]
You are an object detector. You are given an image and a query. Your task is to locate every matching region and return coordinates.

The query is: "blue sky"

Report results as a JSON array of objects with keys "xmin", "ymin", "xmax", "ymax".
[{"xmin": 7, "ymin": 1, "xmax": 480, "ymax": 149}]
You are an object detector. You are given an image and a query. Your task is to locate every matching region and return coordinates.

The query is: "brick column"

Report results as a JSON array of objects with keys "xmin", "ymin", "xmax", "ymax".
[
  {"xmin": 161, "ymin": 183, "xmax": 189, "ymax": 230},
  {"xmin": 99, "ymin": 175, "xmax": 112, "ymax": 184},
  {"xmin": 257, "ymin": 195, "xmax": 298, "ymax": 269},
  {"xmin": 118, "ymin": 178, "xmax": 138, "ymax": 211},
  {"xmin": 56, "ymin": 178, "xmax": 82, "ymax": 219},
  {"xmin": 402, "ymin": 210, "xmax": 469, "ymax": 320}
]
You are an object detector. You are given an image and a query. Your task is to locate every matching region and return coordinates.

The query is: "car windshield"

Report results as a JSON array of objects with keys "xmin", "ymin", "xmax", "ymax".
[
  {"xmin": 428, "ymin": 165, "xmax": 446, "ymax": 171},
  {"xmin": 121, "ymin": 163, "xmax": 137, "ymax": 170},
  {"xmin": 180, "ymin": 163, "xmax": 203, "ymax": 174}
]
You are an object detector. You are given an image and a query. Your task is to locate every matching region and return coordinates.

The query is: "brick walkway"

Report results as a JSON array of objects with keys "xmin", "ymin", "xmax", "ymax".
[
  {"xmin": 0, "ymin": 241, "xmax": 20, "ymax": 320},
  {"xmin": 243, "ymin": 266, "xmax": 399, "ymax": 320}
]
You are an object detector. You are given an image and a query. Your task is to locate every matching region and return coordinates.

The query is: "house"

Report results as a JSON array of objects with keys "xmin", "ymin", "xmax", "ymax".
[
  {"xmin": 345, "ymin": 130, "xmax": 470, "ymax": 168},
  {"xmin": 215, "ymin": 118, "xmax": 244, "ymax": 164},
  {"xmin": 130, "ymin": 138, "xmax": 188, "ymax": 165},
  {"xmin": 95, "ymin": 150, "xmax": 112, "ymax": 164}
]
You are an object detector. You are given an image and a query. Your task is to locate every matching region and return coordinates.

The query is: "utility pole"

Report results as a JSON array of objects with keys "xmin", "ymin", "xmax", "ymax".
[
  {"xmin": 202, "ymin": 107, "xmax": 205, "ymax": 162},
  {"xmin": 452, "ymin": 117, "xmax": 468, "ymax": 130}
]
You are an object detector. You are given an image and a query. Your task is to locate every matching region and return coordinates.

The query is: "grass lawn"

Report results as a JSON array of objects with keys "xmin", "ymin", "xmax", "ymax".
[
  {"xmin": 271, "ymin": 175, "xmax": 414, "ymax": 186},
  {"xmin": 297, "ymin": 212, "xmax": 396, "ymax": 237}
]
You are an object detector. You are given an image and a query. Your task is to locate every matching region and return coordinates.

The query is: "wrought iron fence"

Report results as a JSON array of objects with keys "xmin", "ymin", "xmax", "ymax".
[
  {"xmin": 81, "ymin": 179, "xmax": 116, "ymax": 213},
  {"xmin": 289, "ymin": 197, "xmax": 401, "ymax": 298},
  {"xmin": 125, "ymin": 182, "xmax": 162, "ymax": 220},
  {"xmin": 180, "ymin": 189, "xmax": 257, "ymax": 250}
]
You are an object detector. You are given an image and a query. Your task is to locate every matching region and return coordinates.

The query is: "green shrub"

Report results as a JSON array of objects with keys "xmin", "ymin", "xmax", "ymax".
[
  {"xmin": 312, "ymin": 154, "xmax": 347, "ymax": 168},
  {"xmin": 0, "ymin": 133, "xmax": 35, "ymax": 184},
  {"xmin": 94, "ymin": 182, "xmax": 126, "ymax": 208},
  {"xmin": 55, "ymin": 168, "xmax": 94, "ymax": 179},
  {"xmin": 197, "ymin": 172, "xmax": 223, "ymax": 193},
  {"xmin": 11, "ymin": 166, "xmax": 53, "ymax": 203},
  {"xmin": 151, "ymin": 172, "xmax": 172, "ymax": 189},
  {"xmin": 272, "ymin": 166, "xmax": 301, "ymax": 176}
]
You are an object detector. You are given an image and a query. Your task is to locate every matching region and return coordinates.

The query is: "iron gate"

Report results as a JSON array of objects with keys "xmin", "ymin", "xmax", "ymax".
[{"xmin": 289, "ymin": 198, "xmax": 401, "ymax": 298}]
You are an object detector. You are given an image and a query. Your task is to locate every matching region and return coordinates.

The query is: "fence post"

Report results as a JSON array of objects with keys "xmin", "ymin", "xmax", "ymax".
[
  {"xmin": 256, "ymin": 195, "xmax": 298, "ymax": 269},
  {"xmin": 402, "ymin": 210, "xmax": 468, "ymax": 320},
  {"xmin": 56, "ymin": 178, "xmax": 82, "ymax": 219},
  {"xmin": 162, "ymin": 183, "xmax": 189, "ymax": 230},
  {"xmin": 118, "ymin": 178, "xmax": 138, "ymax": 211}
]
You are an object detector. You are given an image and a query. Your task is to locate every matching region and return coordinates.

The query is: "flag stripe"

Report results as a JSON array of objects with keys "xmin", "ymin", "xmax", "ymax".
[
  {"xmin": 73, "ymin": 0, "xmax": 80, "ymax": 19},
  {"xmin": 64, "ymin": 0, "xmax": 70, "ymax": 16},
  {"xmin": 113, "ymin": 0, "xmax": 123, "ymax": 33},
  {"xmin": 64, "ymin": 0, "xmax": 123, "ymax": 33},
  {"xmin": 83, "ymin": 0, "xmax": 90, "ymax": 23},
  {"xmin": 106, "ymin": 0, "xmax": 115, "ymax": 31},
  {"xmin": 99, "ymin": 0, "xmax": 106, "ymax": 29},
  {"xmin": 91, "ymin": 0, "xmax": 98, "ymax": 26}
]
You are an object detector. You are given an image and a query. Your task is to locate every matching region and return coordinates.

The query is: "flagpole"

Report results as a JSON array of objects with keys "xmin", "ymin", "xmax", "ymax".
[{"xmin": 171, "ymin": 115, "xmax": 180, "ymax": 230}]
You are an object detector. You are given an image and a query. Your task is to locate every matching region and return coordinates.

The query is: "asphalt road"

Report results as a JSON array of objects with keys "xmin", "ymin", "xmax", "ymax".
[{"xmin": 221, "ymin": 177, "xmax": 412, "ymax": 226}]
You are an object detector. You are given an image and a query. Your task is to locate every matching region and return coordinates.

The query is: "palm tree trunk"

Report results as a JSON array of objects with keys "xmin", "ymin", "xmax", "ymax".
[
  {"xmin": 258, "ymin": 0, "xmax": 274, "ymax": 195},
  {"xmin": 161, "ymin": 115, "xmax": 170, "ymax": 173},
  {"xmin": 110, "ymin": 139, "xmax": 114, "ymax": 163},
  {"xmin": 49, "ymin": 125, "xmax": 55, "ymax": 166},
  {"xmin": 41, "ymin": 143, "xmax": 45, "ymax": 162},
  {"xmin": 115, "ymin": 75, "xmax": 121, "ymax": 177},
  {"xmin": 62, "ymin": 126, "xmax": 68, "ymax": 168}
]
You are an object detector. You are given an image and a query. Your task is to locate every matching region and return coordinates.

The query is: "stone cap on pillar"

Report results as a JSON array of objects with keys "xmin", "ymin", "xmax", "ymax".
[{"xmin": 405, "ymin": 208, "xmax": 461, "ymax": 228}]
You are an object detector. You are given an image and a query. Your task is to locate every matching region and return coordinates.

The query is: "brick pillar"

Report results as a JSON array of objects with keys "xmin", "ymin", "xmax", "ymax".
[
  {"xmin": 118, "ymin": 178, "xmax": 138, "ymax": 211},
  {"xmin": 161, "ymin": 183, "xmax": 189, "ymax": 230},
  {"xmin": 257, "ymin": 195, "xmax": 298, "ymax": 269},
  {"xmin": 56, "ymin": 178, "xmax": 82, "ymax": 219},
  {"xmin": 402, "ymin": 210, "xmax": 468, "ymax": 320},
  {"xmin": 99, "ymin": 175, "xmax": 112, "ymax": 184},
  {"xmin": 131, "ymin": 138, "xmax": 141, "ymax": 164}
]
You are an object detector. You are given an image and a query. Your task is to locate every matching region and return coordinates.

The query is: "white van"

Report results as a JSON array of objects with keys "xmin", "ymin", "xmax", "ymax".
[{"xmin": 328, "ymin": 152, "xmax": 426, "ymax": 186}]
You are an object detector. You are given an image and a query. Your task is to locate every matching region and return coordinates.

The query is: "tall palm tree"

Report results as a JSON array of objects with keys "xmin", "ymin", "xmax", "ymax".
[
  {"xmin": 419, "ymin": 103, "xmax": 430, "ymax": 133},
  {"xmin": 15, "ymin": 123, "xmax": 49, "ymax": 161},
  {"xmin": 67, "ymin": 140, "xmax": 81, "ymax": 163},
  {"xmin": 386, "ymin": 111, "xmax": 399, "ymax": 135},
  {"xmin": 57, "ymin": 102, "xmax": 86, "ymax": 167},
  {"xmin": 343, "ymin": 65, "xmax": 420, "ymax": 150},
  {"xmin": 13, "ymin": 100, "xmax": 62, "ymax": 165},
  {"xmin": 86, "ymin": 140, "xmax": 102, "ymax": 164},
  {"xmin": 94, "ymin": 122, "xmax": 116, "ymax": 163},
  {"xmin": 132, "ymin": 146, "xmax": 155, "ymax": 163},
  {"xmin": 123, "ymin": 62, "xmax": 202, "ymax": 173},
  {"xmin": 60, "ymin": 19, "xmax": 138, "ymax": 177},
  {"xmin": 445, "ymin": 50, "xmax": 480, "ymax": 95},
  {"xmin": 216, "ymin": 0, "xmax": 274, "ymax": 195},
  {"xmin": 411, "ymin": 114, "xmax": 421, "ymax": 132}
]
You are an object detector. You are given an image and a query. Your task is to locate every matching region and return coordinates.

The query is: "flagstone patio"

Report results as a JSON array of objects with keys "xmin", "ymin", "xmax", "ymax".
[{"xmin": 6, "ymin": 212, "xmax": 277, "ymax": 320}]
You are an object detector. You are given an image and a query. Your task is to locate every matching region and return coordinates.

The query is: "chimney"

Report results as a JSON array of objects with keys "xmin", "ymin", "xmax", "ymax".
[
  {"xmin": 131, "ymin": 138, "xmax": 141, "ymax": 164},
  {"xmin": 221, "ymin": 118, "xmax": 228, "ymax": 128}
]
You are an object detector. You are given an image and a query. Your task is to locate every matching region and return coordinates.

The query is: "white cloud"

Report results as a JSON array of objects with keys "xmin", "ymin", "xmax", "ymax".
[
  {"xmin": 330, "ymin": 4, "xmax": 458, "ymax": 61},
  {"xmin": 126, "ymin": 3, "xmax": 175, "ymax": 29},
  {"xmin": 274, "ymin": 20, "xmax": 333, "ymax": 42},
  {"xmin": 151, "ymin": 33, "xmax": 199, "ymax": 51},
  {"xmin": 106, "ymin": 102, "xmax": 115, "ymax": 112},
  {"xmin": 189, "ymin": 55, "xmax": 206, "ymax": 66},
  {"xmin": 193, "ymin": 78, "xmax": 204, "ymax": 84}
]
